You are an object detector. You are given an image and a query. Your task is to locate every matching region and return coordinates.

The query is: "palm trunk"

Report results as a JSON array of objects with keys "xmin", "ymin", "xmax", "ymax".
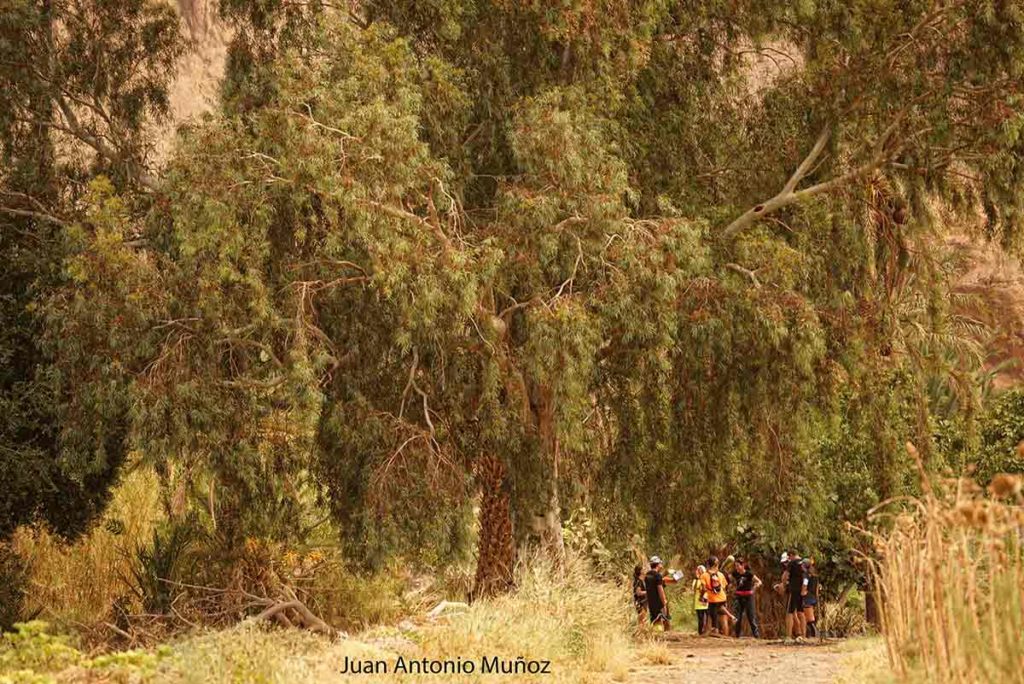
[{"xmin": 472, "ymin": 454, "xmax": 515, "ymax": 598}]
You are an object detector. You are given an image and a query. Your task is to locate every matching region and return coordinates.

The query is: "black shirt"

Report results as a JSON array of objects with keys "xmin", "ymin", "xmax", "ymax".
[
  {"xmin": 732, "ymin": 569, "xmax": 755, "ymax": 595},
  {"xmin": 787, "ymin": 561, "xmax": 805, "ymax": 594},
  {"xmin": 644, "ymin": 570, "xmax": 665, "ymax": 613}
]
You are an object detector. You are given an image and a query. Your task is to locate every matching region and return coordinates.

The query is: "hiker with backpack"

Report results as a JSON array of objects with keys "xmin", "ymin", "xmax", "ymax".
[
  {"xmin": 781, "ymin": 549, "xmax": 807, "ymax": 639},
  {"xmin": 700, "ymin": 556, "xmax": 729, "ymax": 635}
]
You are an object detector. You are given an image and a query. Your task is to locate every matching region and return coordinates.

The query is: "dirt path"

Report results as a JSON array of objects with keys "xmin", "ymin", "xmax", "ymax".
[{"xmin": 629, "ymin": 635, "xmax": 887, "ymax": 684}]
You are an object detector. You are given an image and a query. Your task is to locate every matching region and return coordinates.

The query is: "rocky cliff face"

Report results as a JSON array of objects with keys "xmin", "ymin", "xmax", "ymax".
[{"xmin": 152, "ymin": 0, "xmax": 225, "ymax": 162}]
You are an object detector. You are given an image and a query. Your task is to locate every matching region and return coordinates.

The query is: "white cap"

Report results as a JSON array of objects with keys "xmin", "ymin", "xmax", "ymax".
[
  {"xmin": 780, "ymin": 552, "xmax": 789, "ymax": 563},
  {"xmin": 649, "ymin": 555, "xmax": 663, "ymax": 565}
]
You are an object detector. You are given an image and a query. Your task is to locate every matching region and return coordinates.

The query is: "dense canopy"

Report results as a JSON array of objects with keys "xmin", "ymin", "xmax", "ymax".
[{"xmin": 3, "ymin": 0, "xmax": 1024, "ymax": 596}]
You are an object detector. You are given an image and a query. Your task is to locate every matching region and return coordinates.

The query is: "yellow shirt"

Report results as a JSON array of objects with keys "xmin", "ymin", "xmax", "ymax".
[
  {"xmin": 692, "ymin": 579, "xmax": 708, "ymax": 610},
  {"xmin": 701, "ymin": 570, "xmax": 728, "ymax": 603}
]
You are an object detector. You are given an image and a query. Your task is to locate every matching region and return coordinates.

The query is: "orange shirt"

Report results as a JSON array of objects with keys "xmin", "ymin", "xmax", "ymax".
[{"xmin": 701, "ymin": 570, "xmax": 728, "ymax": 603}]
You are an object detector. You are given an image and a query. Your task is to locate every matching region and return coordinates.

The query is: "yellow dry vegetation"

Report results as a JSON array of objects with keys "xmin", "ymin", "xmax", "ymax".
[
  {"xmin": 871, "ymin": 463, "xmax": 1024, "ymax": 683},
  {"xmin": 11, "ymin": 468, "xmax": 164, "ymax": 629}
]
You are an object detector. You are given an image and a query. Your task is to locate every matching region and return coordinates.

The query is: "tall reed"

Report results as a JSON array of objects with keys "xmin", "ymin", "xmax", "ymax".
[
  {"xmin": 11, "ymin": 468, "xmax": 163, "ymax": 628},
  {"xmin": 869, "ymin": 455, "xmax": 1024, "ymax": 683}
]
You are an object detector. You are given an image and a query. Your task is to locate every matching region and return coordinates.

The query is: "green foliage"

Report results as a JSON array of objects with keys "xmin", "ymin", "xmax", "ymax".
[
  {"xmin": 5, "ymin": 0, "xmax": 1024, "ymax": 600},
  {"xmin": 126, "ymin": 522, "xmax": 196, "ymax": 615},
  {"xmin": 0, "ymin": 622, "xmax": 81, "ymax": 677},
  {"xmin": 975, "ymin": 389, "xmax": 1024, "ymax": 482},
  {"xmin": 0, "ymin": 621, "xmax": 172, "ymax": 683},
  {"xmin": 0, "ymin": 0, "xmax": 184, "ymax": 540}
]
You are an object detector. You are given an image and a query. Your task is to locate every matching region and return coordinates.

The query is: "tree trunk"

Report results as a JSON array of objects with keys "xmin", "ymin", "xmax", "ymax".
[
  {"xmin": 865, "ymin": 585, "xmax": 882, "ymax": 628},
  {"xmin": 534, "ymin": 388, "xmax": 565, "ymax": 562},
  {"xmin": 472, "ymin": 454, "xmax": 515, "ymax": 599}
]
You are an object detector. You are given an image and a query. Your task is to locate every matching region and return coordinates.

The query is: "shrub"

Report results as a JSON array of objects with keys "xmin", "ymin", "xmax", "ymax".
[
  {"xmin": 11, "ymin": 553, "xmax": 636, "ymax": 683},
  {"xmin": 819, "ymin": 590, "xmax": 868, "ymax": 638},
  {"xmin": 0, "ymin": 545, "xmax": 28, "ymax": 631},
  {"xmin": 0, "ymin": 621, "xmax": 82, "ymax": 676},
  {"xmin": 10, "ymin": 468, "xmax": 162, "ymax": 629},
  {"xmin": 408, "ymin": 552, "xmax": 634, "ymax": 682},
  {"xmin": 975, "ymin": 389, "xmax": 1024, "ymax": 482},
  {"xmin": 126, "ymin": 522, "xmax": 197, "ymax": 615}
]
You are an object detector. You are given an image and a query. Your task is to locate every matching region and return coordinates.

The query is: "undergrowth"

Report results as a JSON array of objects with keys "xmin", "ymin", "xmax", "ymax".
[{"xmin": 0, "ymin": 554, "xmax": 635, "ymax": 683}]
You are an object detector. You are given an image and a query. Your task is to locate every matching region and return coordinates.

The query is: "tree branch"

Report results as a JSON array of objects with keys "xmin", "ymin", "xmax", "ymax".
[
  {"xmin": 0, "ymin": 205, "xmax": 68, "ymax": 227},
  {"xmin": 253, "ymin": 600, "xmax": 334, "ymax": 635},
  {"xmin": 725, "ymin": 262, "xmax": 762, "ymax": 288},
  {"xmin": 53, "ymin": 93, "xmax": 159, "ymax": 191},
  {"xmin": 721, "ymin": 121, "xmax": 902, "ymax": 239}
]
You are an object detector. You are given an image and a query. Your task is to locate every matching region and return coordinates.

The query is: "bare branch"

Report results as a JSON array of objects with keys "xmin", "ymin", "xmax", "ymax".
[
  {"xmin": 0, "ymin": 205, "xmax": 68, "ymax": 227},
  {"xmin": 53, "ymin": 93, "xmax": 159, "ymax": 191},
  {"xmin": 398, "ymin": 348, "xmax": 418, "ymax": 420},
  {"xmin": 721, "ymin": 121, "xmax": 902, "ymax": 239},
  {"xmin": 364, "ymin": 199, "xmax": 454, "ymax": 252},
  {"xmin": 254, "ymin": 600, "xmax": 334, "ymax": 635},
  {"xmin": 725, "ymin": 262, "xmax": 762, "ymax": 288}
]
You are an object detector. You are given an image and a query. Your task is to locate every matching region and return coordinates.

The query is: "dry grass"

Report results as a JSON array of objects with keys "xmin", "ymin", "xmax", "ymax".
[
  {"xmin": 833, "ymin": 636, "xmax": 894, "ymax": 684},
  {"xmin": 634, "ymin": 641, "xmax": 674, "ymax": 666},
  {"xmin": 397, "ymin": 553, "xmax": 634, "ymax": 683},
  {"xmin": 2, "ymin": 553, "xmax": 637, "ymax": 683},
  {"xmin": 11, "ymin": 468, "xmax": 164, "ymax": 629},
  {"xmin": 869, "ymin": 455, "xmax": 1024, "ymax": 683}
]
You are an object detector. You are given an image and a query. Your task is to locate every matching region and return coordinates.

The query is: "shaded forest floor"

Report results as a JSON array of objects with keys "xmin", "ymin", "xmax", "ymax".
[{"xmin": 630, "ymin": 634, "xmax": 891, "ymax": 684}]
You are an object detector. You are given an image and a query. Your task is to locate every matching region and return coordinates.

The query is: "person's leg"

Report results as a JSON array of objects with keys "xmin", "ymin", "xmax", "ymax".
[
  {"xmin": 708, "ymin": 602, "xmax": 724, "ymax": 634},
  {"xmin": 697, "ymin": 609, "xmax": 705, "ymax": 635},
  {"xmin": 748, "ymin": 597, "xmax": 761, "ymax": 638},
  {"xmin": 732, "ymin": 599, "xmax": 743, "ymax": 637},
  {"xmin": 804, "ymin": 605, "xmax": 816, "ymax": 637},
  {"xmin": 785, "ymin": 611, "xmax": 794, "ymax": 638},
  {"xmin": 788, "ymin": 593, "xmax": 805, "ymax": 637},
  {"xmin": 724, "ymin": 605, "xmax": 737, "ymax": 632}
]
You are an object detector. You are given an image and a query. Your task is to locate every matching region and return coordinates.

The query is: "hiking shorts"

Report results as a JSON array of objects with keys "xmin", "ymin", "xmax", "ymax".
[
  {"xmin": 787, "ymin": 592, "xmax": 803, "ymax": 613},
  {"xmin": 649, "ymin": 610, "xmax": 670, "ymax": 624}
]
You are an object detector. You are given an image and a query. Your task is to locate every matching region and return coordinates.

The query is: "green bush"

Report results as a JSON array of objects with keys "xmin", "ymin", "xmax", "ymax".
[
  {"xmin": 976, "ymin": 389, "xmax": 1024, "ymax": 482},
  {"xmin": 126, "ymin": 522, "xmax": 196, "ymax": 615},
  {"xmin": 0, "ymin": 621, "xmax": 82, "ymax": 676}
]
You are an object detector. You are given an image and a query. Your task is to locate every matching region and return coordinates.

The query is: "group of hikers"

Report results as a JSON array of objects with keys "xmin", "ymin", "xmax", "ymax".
[{"xmin": 632, "ymin": 550, "xmax": 820, "ymax": 639}]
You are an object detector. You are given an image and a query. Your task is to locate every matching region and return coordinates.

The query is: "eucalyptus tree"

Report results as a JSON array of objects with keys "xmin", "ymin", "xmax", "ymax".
[
  {"xmin": 4, "ymin": 0, "xmax": 1024, "ymax": 603},
  {"xmin": 0, "ymin": 0, "xmax": 183, "ymax": 537}
]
